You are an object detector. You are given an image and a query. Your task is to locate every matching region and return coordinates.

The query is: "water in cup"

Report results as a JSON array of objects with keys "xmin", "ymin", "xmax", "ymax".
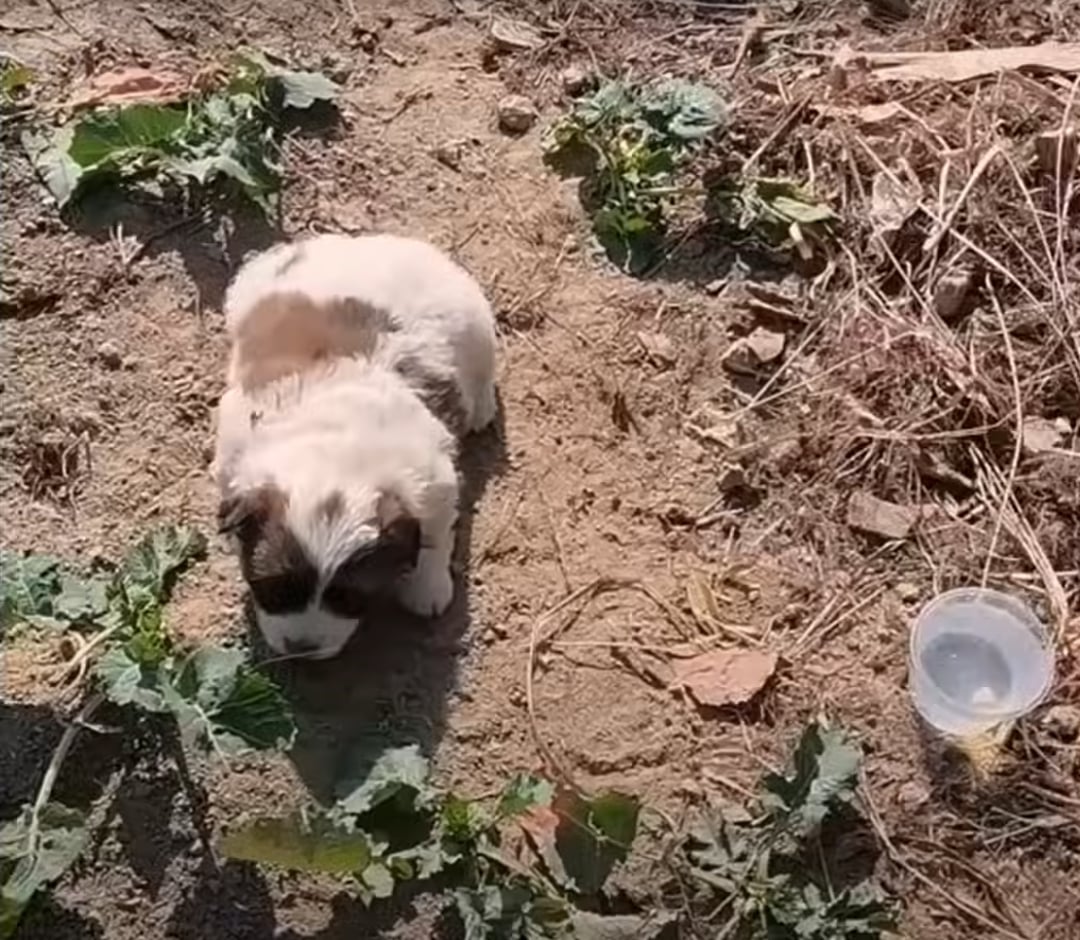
[{"xmin": 909, "ymin": 588, "xmax": 1053, "ymax": 737}]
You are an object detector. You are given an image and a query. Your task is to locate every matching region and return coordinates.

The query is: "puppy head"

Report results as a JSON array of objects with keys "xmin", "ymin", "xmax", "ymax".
[{"xmin": 218, "ymin": 483, "xmax": 420, "ymax": 659}]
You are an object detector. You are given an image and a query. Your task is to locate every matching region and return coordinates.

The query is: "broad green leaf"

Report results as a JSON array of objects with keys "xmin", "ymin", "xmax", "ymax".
[
  {"xmin": 767, "ymin": 880, "xmax": 896, "ymax": 939},
  {"xmin": 95, "ymin": 646, "xmax": 168, "ymax": 712},
  {"xmin": 221, "ymin": 813, "xmax": 374, "ymax": 874},
  {"xmin": 454, "ymin": 884, "xmax": 570, "ymax": 940},
  {"xmin": 68, "ymin": 105, "xmax": 187, "ymax": 167},
  {"xmin": 338, "ymin": 745, "xmax": 432, "ymax": 816},
  {"xmin": 271, "ymin": 70, "xmax": 339, "ymax": 110},
  {"xmin": 163, "ymin": 646, "xmax": 294, "ymax": 754},
  {"xmin": 522, "ymin": 788, "xmax": 639, "ymax": 896},
  {"xmin": 761, "ymin": 723, "xmax": 861, "ymax": 836},
  {"xmin": 0, "ymin": 552, "xmax": 60, "ymax": 630},
  {"xmin": 0, "ymin": 802, "xmax": 89, "ymax": 939},
  {"xmin": 229, "ymin": 49, "xmax": 339, "ymax": 110},
  {"xmin": 117, "ymin": 524, "xmax": 206, "ymax": 611},
  {"xmin": 641, "ymin": 79, "xmax": 725, "ymax": 141},
  {"xmin": 497, "ymin": 774, "xmax": 554, "ymax": 819},
  {"xmin": 18, "ymin": 128, "xmax": 83, "ymax": 207},
  {"xmin": 52, "ymin": 573, "xmax": 110, "ymax": 624}
]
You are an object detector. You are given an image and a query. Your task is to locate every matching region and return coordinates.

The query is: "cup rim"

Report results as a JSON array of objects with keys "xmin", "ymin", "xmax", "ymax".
[{"xmin": 909, "ymin": 586, "xmax": 1055, "ymax": 720}]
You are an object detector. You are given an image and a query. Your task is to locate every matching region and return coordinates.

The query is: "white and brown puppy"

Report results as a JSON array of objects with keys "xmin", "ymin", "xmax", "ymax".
[{"xmin": 212, "ymin": 234, "xmax": 497, "ymax": 659}]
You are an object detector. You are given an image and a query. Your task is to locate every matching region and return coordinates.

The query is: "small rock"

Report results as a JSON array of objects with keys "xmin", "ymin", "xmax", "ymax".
[
  {"xmin": 1041, "ymin": 704, "xmax": 1080, "ymax": 740},
  {"xmin": 746, "ymin": 326, "xmax": 786, "ymax": 364},
  {"xmin": 497, "ymin": 95, "xmax": 538, "ymax": 134},
  {"xmin": 96, "ymin": 341, "xmax": 122, "ymax": 370},
  {"xmin": 933, "ymin": 266, "xmax": 978, "ymax": 322},
  {"xmin": 717, "ymin": 463, "xmax": 746, "ymax": 492},
  {"xmin": 559, "ymin": 64, "xmax": 592, "ymax": 96},
  {"xmin": 896, "ymin": 780, "xmax": 930, "ymax": 810},
  {"xmin": 721, "ymin": 339, "xmax": 756, "ymax": 375},
  {"xmin": 846, "ymin": 491, "xmax": 919, "ymax": 540},
  {"xmin": 636, "ymin": 330, "xmax": 677, "ymax": 367},
  {"xmin": 433, "ymin": 140, "xmax": 463, "ymax": 170},
  {"xmin": 121, "ymin": 355, "xmax": 139, "ymax": 371},
  {"xmin": 705, "ymin": 278, "xmax": 727, "ymax": 296},
  {"xmin": 895, "ymin": 581, "xmax": 921, "ymax": 602},
  {"xmin": 1022, "ymin": 416, "xmax": 1069, "ymax": 455}
]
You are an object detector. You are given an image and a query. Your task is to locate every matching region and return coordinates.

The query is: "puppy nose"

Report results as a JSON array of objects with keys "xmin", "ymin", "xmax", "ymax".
[{"xmin": 283, "ymin": 637, "xmax": 319, "ymax": 655}]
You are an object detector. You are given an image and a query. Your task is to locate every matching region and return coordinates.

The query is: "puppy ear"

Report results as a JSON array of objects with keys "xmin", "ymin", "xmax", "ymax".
[
  {"xmin": 375, "ymin": 492, "xmax": 421, "ymax": 568},
  {"xmin": 218, "ymin": 485, "xmax": 278, "ymax": 539}
]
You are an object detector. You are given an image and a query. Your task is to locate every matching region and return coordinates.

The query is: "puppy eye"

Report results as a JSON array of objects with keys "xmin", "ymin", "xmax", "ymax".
[
  {"xmin": 321, "ymin": 583, "xmax": 367, "ymax": 619},
  {"xmin": 249, "ymin": 573, "xmax": 314, "ymax": 614}
]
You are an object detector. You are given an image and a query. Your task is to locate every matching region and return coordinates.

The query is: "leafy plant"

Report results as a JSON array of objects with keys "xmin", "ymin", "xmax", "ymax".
[
  {"xmin": 19, "ymin": 51, "xmax": 339, "ymax": 212},
  {"xmin": 683, "ymin": 722, "xmax": 895, "ymax": 939},
  {"xmin": 0, "ymin": 804, "xmax": 88, "ymax": 939},
  {"xmin": 543, "ymin": 77, "xmax": 725, "ymax": 272},
  {"xmin": 0, "ymin": 523, "xmax": 296, "ymax": 935},
  {"xmin": 223, "ymin": 752, "xmax": 640, "ymax": 938},
  {"xmin": 707, "ymin": 176, "xmax": 837, "ymax": 260}
]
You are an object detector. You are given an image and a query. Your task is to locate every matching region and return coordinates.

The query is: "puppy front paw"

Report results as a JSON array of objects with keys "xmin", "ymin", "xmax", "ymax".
[{"xmin": 398, "ymin": 564, "xmax": 454, "ymax": 618}]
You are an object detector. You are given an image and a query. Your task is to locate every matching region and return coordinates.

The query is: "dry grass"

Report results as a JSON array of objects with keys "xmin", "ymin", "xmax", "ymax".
[{"xmin": 498, "ymin": 0, "xmax": 1080, "ymax": 933}]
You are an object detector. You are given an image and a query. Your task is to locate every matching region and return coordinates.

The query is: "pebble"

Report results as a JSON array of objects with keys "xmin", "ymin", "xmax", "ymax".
[
  {"xmin": 497, "ymin": 94, "xmax": 538, "ymax": 134},
  {"xmin": 559, "ymin": 64, "xmax": 592, "ymax": 96},
  {"xmin": 433, "ymin": 140, "xmax": 463, "ymax": 170},
  {"xmin": 895, "ymin": 581, "xmax": 921, "ymax": 602},
  {"xmin": 1041, "ymin": 704, "xmax": 1080, "ymax": 740},
  {"xmin": 96, "ymin": 341, "xmax": 122, "ymax": 370}
]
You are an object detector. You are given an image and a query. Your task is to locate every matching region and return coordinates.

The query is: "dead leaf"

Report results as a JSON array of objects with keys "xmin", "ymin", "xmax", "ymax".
[
  {"xmin": 870, "ymin": 171, "xmax": 920, "ymax": 237},
  {"xmin": 686, "ymin": 570, "xmax": 724, "ymax": 631},
  {"xmin": 868, "ymin": 41, "xmax": 1080, "ymax": 83},
  {"xmin": 636, "ymin": 330, "xmax": 677, "ymax": 367},
  {"xmin": 846, "ymin": 491, "xmax": 919, "ymax": 540},
  {"xmin": 745, "ymin": 326, "xmax": 785, "ymax": 364},
  {"xmin": 672, "ymin": 648, "xmax": 777, "ymax": 707},
  {"xmin": 688, "ymin": 410, "xmax": 741, "ymax": 448},
  {"xmin": 490, "ymin": 16, "xmax": 544, "ymax": 51},
  {"xmin": 816, "ymin": 101, "xmax": 907, "ymax": 126},
  {"xmin": 68, "ymin": 66, "xmax": 188, "ymax": 109},
  {"xmin": 1022, "ymin": 416, "xmax": 1070, "ymax": 454}
]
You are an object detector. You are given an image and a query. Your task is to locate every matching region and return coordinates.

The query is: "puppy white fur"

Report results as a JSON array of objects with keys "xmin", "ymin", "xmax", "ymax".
[{"xmin": 213, "ymin": 234, "xmax": 497, "ymax": 659}]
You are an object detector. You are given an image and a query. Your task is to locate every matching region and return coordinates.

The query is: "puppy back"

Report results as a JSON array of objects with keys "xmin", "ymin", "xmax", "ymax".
[{"xmin": 231, "ymin": 292, "xmax": 393, "ymax": 394}]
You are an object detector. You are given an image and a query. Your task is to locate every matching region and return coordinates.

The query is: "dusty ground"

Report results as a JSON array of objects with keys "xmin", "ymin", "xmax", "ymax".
[{"xmin": 3, "ymin": 0, "xmax": 1080, "ymax": 937}]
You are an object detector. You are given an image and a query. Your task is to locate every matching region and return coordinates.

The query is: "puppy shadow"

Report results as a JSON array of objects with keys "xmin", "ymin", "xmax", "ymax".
[
  {"xmin": 259, "ymin": 403, "xmax": 510, "ymax": 804},
  {"xmin": 70, "ymin": 188, "xmax": 280, "ymax": 311}
]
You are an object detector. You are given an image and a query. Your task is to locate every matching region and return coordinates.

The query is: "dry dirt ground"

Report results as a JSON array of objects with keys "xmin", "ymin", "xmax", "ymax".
[{"xmin": 3, "ymin": 0, "xmax": 1080, "ymax": 938}]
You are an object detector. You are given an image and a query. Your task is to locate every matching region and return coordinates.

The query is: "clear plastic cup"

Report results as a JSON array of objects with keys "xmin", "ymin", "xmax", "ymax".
[{"xmin": 909, "ymin": 587, "xmax": 1054, "ymax": 737}]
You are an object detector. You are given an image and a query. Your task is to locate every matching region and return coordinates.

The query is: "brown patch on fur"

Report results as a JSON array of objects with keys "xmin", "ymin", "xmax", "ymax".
[
  {"xmin": 233, "ymin": 292, "xmax": 395, "ymax": 393},
  {"xmin": 218, "ymin": 483, "xmax": 317, "ymax": 614},
  {"xmin": 394, "ymin": 354, "xmax": 468, "ymax": 437},
  {"xmin": 316, "ymin": 490, "xmax": 346, "ymax": 524},
  {"xmin": 320, "ymin": 492, "xmax": 421, "ymax": 619}
]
